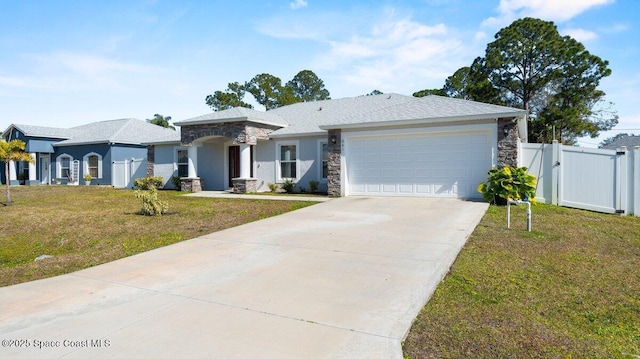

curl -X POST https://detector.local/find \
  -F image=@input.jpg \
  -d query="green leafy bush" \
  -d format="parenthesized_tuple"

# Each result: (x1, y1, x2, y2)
(171, 176, 182, 191)
(133, 176, 164, 190)
(134, 186, 168, 216)
(268, 183, 279, 193)
(477, 166, 537, 205)
(281, 179, 296, 194)
(309, 180, 319, 193)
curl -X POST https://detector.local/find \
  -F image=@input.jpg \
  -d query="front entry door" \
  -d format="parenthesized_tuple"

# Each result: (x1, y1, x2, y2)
(40, 155, 50, 185)
(228, 146, 240, 187)
(228, 145, 254, 187)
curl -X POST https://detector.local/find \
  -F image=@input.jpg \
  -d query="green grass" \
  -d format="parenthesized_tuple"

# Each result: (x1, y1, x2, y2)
(403, 204, 640, 358)
(0, 186, 316, 287)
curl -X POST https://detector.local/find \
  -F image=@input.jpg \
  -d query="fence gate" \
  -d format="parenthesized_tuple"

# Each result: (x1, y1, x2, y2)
(521, 142, 638, 216)
(559, 146, 622, 214)
(111, 158, 145, 188)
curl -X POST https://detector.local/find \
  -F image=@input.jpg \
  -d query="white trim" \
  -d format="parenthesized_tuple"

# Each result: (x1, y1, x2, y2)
(83, 152, 103, 179)
(56, 153, 74, 179)
(275, 140, 300, 182)
(317, 139, 328, 183)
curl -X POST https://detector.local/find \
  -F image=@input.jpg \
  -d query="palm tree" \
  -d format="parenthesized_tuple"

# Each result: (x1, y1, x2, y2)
(0, 139, 34, 206)
(146, 114, 176, 130)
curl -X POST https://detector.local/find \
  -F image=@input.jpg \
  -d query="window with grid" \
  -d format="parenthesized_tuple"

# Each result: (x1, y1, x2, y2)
(87, 155, 98, 178)
(60, 156, 70, 178)
(177, 150, 189, 177)
(279, 145, 297, 179)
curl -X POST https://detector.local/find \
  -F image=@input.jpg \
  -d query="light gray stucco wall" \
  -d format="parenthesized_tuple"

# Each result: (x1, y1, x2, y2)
(198, 142, 225, 190)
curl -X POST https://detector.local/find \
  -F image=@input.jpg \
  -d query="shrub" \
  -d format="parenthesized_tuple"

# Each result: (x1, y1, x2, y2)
(268, 183, 279, 193)
(477, 166, 537, 205)
(281, 179, 296, 194)
(309, 180, 319, 193)
(134, 186, 168, 216)
(133, 176, 164, 190)
(171, 176, 182, 191)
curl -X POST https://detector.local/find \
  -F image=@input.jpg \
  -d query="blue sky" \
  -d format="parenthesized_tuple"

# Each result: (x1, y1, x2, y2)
(1, 0, 638, 147)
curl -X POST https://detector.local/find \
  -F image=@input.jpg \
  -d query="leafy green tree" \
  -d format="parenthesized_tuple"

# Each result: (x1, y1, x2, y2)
(480, 17, 616, 143)
(412, 88, 445, 97)
(245, 73, 286, 111)
(286, 70, 330, 102)
(146, 114, 175, 130)
(205, 82, 253, 111)
(206, 71, 331, 111)
(366, 90, 383, 96)
(0, 139, 34, 206)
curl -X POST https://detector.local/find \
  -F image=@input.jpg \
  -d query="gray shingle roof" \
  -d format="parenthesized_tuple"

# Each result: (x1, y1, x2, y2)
(168, 93, 527, 140)
(601, 135, 640, 149)
(269, 93, 526, 137)
(175, 107, 289, 127)
(5, 124, 75, 139)
(54, 118, 180, 146)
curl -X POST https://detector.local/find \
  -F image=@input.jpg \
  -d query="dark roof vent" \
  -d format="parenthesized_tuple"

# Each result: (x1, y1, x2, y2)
(318, 106, 322, 111)
(387, 95, 392, 99)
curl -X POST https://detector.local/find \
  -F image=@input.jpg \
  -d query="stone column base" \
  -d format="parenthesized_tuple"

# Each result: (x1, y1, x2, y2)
(181, 177, 203, 192)
(232, 178, 257, 194)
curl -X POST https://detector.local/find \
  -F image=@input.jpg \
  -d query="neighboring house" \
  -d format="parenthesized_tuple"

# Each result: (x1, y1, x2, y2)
(147, 94, 527, 199)
(1, 119, 179, 187)
(600, 134, 640, 150)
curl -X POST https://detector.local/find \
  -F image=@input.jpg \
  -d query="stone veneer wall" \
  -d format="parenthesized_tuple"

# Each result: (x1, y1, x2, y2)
(146, 145, 155, 177)
(327, 129, 342, 197)
(181, 122, 278, 146)
(232, 178, 258, 194)
(497, 118, 520, 167)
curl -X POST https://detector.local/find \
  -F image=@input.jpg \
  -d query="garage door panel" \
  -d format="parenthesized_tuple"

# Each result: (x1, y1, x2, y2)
(347, 131, 492, 198)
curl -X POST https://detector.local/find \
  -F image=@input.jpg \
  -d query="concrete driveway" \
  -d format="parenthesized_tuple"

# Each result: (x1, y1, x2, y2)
(0, 197, 487, 359)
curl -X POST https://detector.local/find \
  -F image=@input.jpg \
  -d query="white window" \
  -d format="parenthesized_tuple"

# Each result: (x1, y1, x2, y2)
(56, 154, 73, 179)
(276, 141, 299, 181)
(83, 152, 102, 178)
(318, 140, 328, 182)
(176, 149, 189, 177)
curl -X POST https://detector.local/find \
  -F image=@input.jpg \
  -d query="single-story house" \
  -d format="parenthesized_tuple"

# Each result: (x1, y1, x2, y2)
(1, 119, 179, 187)
(147, 94, 527, 199)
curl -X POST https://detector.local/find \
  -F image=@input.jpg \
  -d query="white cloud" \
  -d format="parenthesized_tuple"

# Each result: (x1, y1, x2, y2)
(482, 0, 615, 28)
(289, 0, 308, 10)
(312, 16, 466, 93)
(562, 28, 598, 42)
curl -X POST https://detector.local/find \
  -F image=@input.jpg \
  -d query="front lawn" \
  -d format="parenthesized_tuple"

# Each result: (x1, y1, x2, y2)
(0, 186, 316, 287)
(403, 204, 640, 358)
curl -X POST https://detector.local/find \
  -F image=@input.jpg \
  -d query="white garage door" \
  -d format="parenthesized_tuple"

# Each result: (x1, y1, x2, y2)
(346, 130, 493, 198)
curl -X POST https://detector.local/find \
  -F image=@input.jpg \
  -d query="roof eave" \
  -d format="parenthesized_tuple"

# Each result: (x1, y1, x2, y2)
(268, 131, 327, 139)
(175, 116, 287, 128)
(319, 112, 526, 130)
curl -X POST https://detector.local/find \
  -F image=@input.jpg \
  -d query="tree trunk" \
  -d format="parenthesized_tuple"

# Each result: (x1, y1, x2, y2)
(4, 161, 11, 206)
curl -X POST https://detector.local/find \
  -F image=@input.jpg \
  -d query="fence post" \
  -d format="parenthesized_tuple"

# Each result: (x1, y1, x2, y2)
(634, 147, 640, 217)
(616, 147, 628, 215)
(551, 140, 561, 206)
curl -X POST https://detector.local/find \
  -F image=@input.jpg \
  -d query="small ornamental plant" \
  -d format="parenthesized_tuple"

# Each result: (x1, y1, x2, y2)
(477, 166, 537, 205)
(134, 186, 168, 216)
(84, 174, 92, 182)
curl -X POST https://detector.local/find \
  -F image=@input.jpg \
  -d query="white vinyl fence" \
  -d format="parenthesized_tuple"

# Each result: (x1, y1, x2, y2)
(520, 141, 640, 216)
(112, 158, 146, 189)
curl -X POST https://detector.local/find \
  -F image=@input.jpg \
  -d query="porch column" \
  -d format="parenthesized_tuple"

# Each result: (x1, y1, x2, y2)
(29, 153, 37, 182)
(8, 160, 17, 181)
(187, 145, 198, 178)
(239, 144, 251, 178)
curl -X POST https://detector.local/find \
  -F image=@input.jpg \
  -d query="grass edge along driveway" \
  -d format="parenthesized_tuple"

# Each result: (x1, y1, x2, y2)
(0, 186, 316, 287)
(403, 204, 640, 359)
